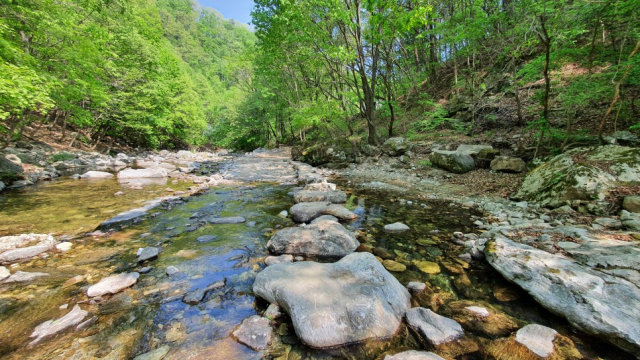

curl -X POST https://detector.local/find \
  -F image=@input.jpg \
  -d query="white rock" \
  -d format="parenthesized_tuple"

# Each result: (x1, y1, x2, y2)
(79, 171, 113, 179)
(405, 307, 464, 345)
(56, 242, 73, 252)
(87, 272, 139, 297)
(465, 306, 490, 318)
(0, 266, 9, 280)
(385, 350, 446, 360)
(384, 222, 410, 232)
(515, 324, 557, 358)
(3, 271, 49, 283)
(29, 305, 88, 345)
(117, 168, 167, 179)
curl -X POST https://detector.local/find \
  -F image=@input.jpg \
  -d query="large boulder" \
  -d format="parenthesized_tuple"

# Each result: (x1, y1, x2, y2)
(490, 156, 526, 173)
(513, 146, 640, 213)
(623, 196, 640, 213)
(117, 168, 168, 179)
(485, 236, 640, 354)
(382, 137, 409, 156)
(0, 154, 24, 184)
(430, 150, 475, 174)
(267, 218, 359, 257)
(289, 202, 357, 223)
(294, 190, 347, 204)
(253, 252, 411, 348)
(291, 141, 358, 168)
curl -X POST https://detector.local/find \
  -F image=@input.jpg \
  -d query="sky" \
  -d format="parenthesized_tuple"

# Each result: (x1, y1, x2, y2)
(197, 0, 255, 26)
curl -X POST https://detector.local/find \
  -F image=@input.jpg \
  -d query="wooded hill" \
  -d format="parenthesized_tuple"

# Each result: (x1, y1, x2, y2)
(1, 0, 639, 153)
(1, 0, 254, 149)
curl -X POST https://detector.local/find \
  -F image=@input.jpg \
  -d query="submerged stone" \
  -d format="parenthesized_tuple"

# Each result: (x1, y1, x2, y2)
(29, 305, 88, 346)
(406, 307, 464, 346)
(132, 345, 171, 360)
(515, 324, 557, 358)
(87, 272, 139, 297)
(207, 216, 246, 224)
(384, 350, 446, 360)
(233, 315, 272, 351)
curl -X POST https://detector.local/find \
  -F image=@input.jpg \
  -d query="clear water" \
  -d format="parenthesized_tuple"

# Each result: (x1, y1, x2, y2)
(0, 179, 633, 359)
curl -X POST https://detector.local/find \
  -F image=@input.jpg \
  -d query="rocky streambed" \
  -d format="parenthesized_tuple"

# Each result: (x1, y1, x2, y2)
(0, 147, 637, 359)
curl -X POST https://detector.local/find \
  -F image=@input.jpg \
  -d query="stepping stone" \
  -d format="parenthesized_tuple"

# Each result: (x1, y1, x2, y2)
(289, 202, 357, 223)
(267, 218, 359, 257)
(294, 190, 347, 204)
(253, 252, 411, 348)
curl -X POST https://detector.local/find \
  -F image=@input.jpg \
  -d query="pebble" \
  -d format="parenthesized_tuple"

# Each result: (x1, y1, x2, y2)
(166, 266, 180, 276)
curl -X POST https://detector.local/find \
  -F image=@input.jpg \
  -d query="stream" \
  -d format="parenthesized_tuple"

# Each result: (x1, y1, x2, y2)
(0, 152, 634, 360)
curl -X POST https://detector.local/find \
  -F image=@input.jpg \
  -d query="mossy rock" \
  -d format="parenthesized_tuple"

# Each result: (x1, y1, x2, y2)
(443, 300, 519, 338)
(513, 145, 640, 214)
(291, 141, 358, 168)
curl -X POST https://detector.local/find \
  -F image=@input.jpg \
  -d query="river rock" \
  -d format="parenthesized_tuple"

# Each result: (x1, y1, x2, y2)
(117, 168, 168, 179)
(513, 146, 640, 213)
(412, 260, 440, 275)
(382, 259, 406, 272)
(183, 288, 206, 305)
(233, 315, 272, 351)
(304, 181, 337, 191)
(253, 252, 411, 348)
(133, 345, 171, 360)
(79, 171, 114, 179)
(207, 216, 246, 224)
(406, 307, 464, 345)
(429, 150, 475, 174)
(291, 140, 358, 168)
(407, 282, 427, 294)
(384, 222, 410, 232)
(267, 218, 359, 257)
(0, 181, 5, 191)
(384, 351, 446, 360)
(1, 155, 24, 179)
(514, 324, 558, 358)
(0, 234, 56, 263)
(29, 305, 88, 346)
(294, 190, 347, 203)
(0, 266, 9, 281)
(623, 196, 640, 213)
(485, 236, 640, 353)
(382, 137, 409, 156)
(265, 254, 294, 266)
(621, 210, 640, 231)
(196, 235, 217, 243)
(87, 272, 140, 297)
(3, 271, 49, 283)
(137, 247, 159, 262)
(289, 202, 357, 223)
(490, 156, 526, 173)
(166, 266, 180, 276)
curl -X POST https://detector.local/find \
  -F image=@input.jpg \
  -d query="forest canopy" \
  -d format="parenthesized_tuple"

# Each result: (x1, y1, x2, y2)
(1, 0, 639, 152)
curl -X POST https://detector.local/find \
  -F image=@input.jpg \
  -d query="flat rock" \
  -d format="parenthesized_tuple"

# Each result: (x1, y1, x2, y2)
(515, 324, 557, 358)
(267, 219, 359, 257)
(412, 260, 441, 275)
(406, 307, 464, 346)
(29, 305, 88, 346)
(0, 234, 56, 263)
(166, 266, 180, 276)
(465, 306, 490, 318)
(253, 252, 411, 348)
(138, 247, 159, 262)
(133, 345, 171, 360)
(207, 216, 246, 224)
(183, 288, 206, 305)
(485, 236, 640, 353)
(117, 168, 167, 179)
(56, 242, 73, 252)
(385, 350, 446, 360)
(384, 222, 410, 232)
(0, 244, 54, 263)
(98, 197, 177, 229)
(304, 182, 337, 191)
(87, 272, 139, 297)
(3, 271, 49, 283)
(196, 235, 217, 243)
(289, 202, 357, 223)
(233, 315, 272, 351)
(294, 190, 347, 204)
(265, 255, 294, 266)
(79, 171, 113, 179)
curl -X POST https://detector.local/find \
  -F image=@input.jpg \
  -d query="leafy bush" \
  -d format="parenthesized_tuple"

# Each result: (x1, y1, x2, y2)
(50, 152, 76, 163)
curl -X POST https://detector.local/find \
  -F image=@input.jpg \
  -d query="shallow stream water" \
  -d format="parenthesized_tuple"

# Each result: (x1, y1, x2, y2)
(0, 176, 633, 359)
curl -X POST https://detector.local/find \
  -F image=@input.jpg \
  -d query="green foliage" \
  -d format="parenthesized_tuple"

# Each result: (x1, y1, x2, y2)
(50, 152, 76, 162)
(417, 159, 433, 168)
